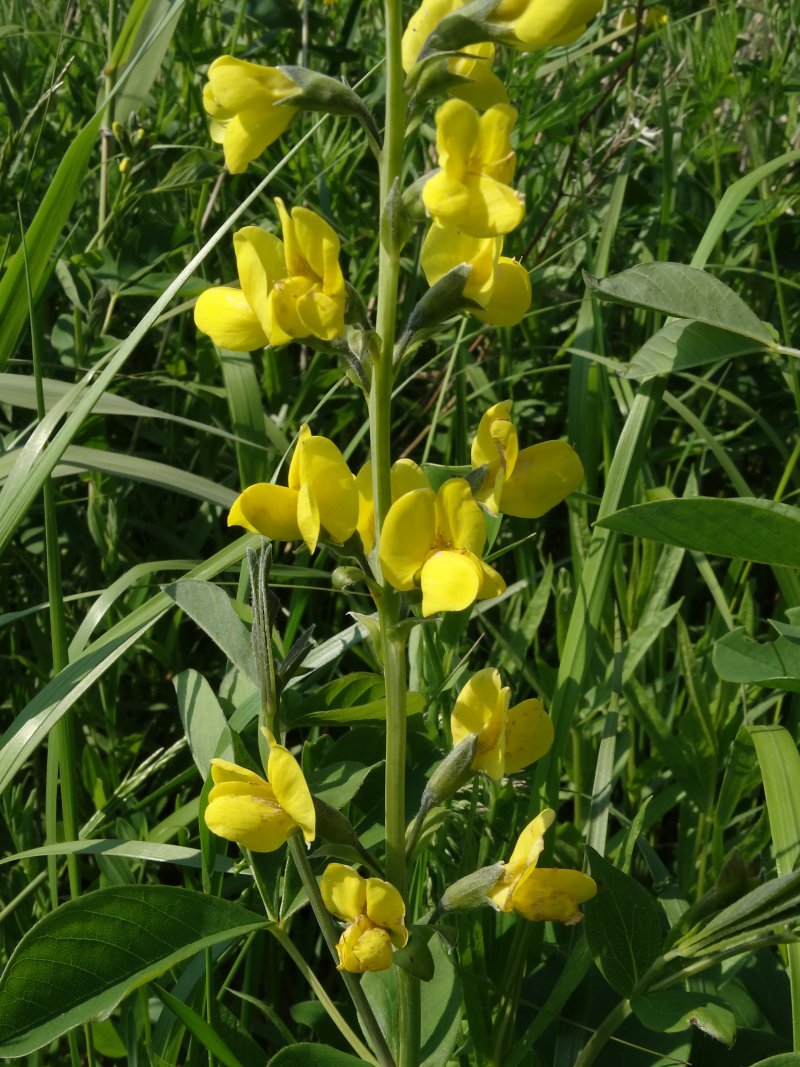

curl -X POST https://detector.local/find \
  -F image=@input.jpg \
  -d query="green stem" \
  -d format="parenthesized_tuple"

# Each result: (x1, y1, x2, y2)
(287, 836, 396, 1067)
(571, 1000, 632, 1067)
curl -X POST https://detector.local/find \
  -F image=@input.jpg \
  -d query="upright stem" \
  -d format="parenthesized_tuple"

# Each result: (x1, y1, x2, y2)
(369, 0, 419, 1058)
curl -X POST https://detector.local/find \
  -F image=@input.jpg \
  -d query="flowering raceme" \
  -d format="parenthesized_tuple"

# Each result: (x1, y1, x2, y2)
(228, 425, 359, 553)
(379, 478, 505, 616)
(204, 738, 316, 852)
(203, 57, 299, 174)
(471, 400, 583, 516)
(321, 864, 409, 973)
(421, 223, 531, 326)
(194, 199, 346, 350)
(450, 667, 553, 780)
(487, 809, 597, 923)
(422, 100, 524, 238)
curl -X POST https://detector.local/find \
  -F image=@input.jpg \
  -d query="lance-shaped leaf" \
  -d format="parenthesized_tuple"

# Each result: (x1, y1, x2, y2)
(622, 319, 762, 381)
(713, 610, 800, 693)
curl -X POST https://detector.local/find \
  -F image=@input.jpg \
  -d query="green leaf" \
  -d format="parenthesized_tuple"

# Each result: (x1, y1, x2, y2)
(0, 887, 266, 1057)
(267, 1046, 365, 1066)
(174, 670, 236, 776)
(631, 990, 735, 1045)
(293, 692, 426, 725)
(748, 1057, 800, 1067)
(306, 760, 379, 809)
(622, 319, 761, 381)
(1, 839, 242, 876)
(583, 847, 663, 997)
(584, 263, 775, 346)
(595, 497, 800, 568)
(162, 580, 257, 686)
(713, 610, 800, 692)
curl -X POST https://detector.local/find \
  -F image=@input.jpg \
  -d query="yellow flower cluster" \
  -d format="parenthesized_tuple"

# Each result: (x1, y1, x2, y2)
(226, 401, 580, 617)
(321, 864, 409, 972)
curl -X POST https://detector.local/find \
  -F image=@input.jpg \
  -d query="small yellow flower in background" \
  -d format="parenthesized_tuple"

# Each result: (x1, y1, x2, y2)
(487, 809, 597, 924)
(356, 459, 430, 555)
(194, 199, 346, 350)
(321, 863, 409, 973)
(421, 224, 531, 326)
(402, 0, 508, 109)
(422, 100, 524, 238)
(203, 56, 299, 174)
(490, 0, 604, 50)
(228, 424, 359, 553)
(471, 400, 583, 516)
(450, 667, 553, 780)
(204, 736, 316, 852)
(379, 478, 505, 617)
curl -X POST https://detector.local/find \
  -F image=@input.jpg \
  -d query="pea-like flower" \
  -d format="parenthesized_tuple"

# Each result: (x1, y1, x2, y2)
(471, 400, 583, 517)
(203, 57, 300, 174)
(228, 424, 359, 553)
(194, 199, 346, 350)
(490, 0, 604, 50)
(422, 100, 524, 238)
(204, 738, 316, 853)
(321, 863, 409, 973)
(487, 809, 597, 924)
(450, 667, 553, 780)
(421, 224, 531, 326)
(402, 0, 508, 110)
(356, 458, 430, 555)
(378, 477, 505, 617)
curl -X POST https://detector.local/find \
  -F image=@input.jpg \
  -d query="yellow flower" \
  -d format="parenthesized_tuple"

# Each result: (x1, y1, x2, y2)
(194, 199, 346, 350)
(356, 459, 430, 555)
(450, 667, 553, 780)
(422, 100, 524, 238)
(420, 224, 531, 326)
(490, 0, 604, 50)
(228, 424, 359, 553)
(402, 0, 508, 109)
(378, 477, 505, 617)
(204, 737, 315, 853)
(203, 56, 300, 174)
(487, 809, 597, 924)
(471, 400, 583, 516)
(321, 863, 409, 973)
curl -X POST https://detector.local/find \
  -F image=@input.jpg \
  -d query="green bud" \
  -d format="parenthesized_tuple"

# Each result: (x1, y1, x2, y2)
(332, 566, 368, 591)
(417, 0, 500, 60)
(441, 863, 505, 912)
(278, 66, 381, 154)
(395, 263, 479, 366)
(381, 178, 412, 260)
(422, 733, 479, 808)
(111, 120, 124, 140)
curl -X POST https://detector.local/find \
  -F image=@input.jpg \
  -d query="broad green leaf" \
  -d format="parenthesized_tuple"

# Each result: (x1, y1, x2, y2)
(268, 1046, 364, 1067)
(174, 670, 236, 775)
(631, 990, 735, 1046)
(749, 1057, 800, 1067)
(583, 847, 663, 997)
(292, 692, 426, 725)
(306, 760, 379, 809)
(713, 610, 800, 693)
(362, 933, 462, 1067)
(584, 263, 775, 346)
(0, 887, 266, 1057)
(163, 580, 257, 686)
(622, 319, 761, 381)
(596, 497, 800, 568)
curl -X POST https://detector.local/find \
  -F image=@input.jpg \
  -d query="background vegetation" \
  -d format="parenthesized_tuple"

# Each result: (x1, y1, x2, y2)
(1, 0, 799, 1063)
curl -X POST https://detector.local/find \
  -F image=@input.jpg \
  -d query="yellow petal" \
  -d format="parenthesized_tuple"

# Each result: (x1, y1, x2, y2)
(227, 483, 301, 541)
(476, 105, 518, 184)
(401, 0, 459, 70)
(321, 863, 367, 923)
(297, 482, 321, 553)
(460, 173, 524, 237)
(267, 742, 316, 844)
(419, 549, 482, 616)
(287, 424, 310, 491)
(392, 458, 430, 498)
(510, 867, 597, 924)
(476, 557, 506, 600)
(204, 792, 296, 852)
(217, 108, 296, 175)
(234, 226, 287, 334)
(365, 878, 409, 947)
(477, 257, 531, 327)
(268, 275, 312, 341)
(379, 488, 437, 591)
(297, 434, 359, 545)
(207, 56, 298, 110)
(435, 98, 479, 175)
(420, 225, 498, 305)
(291, 206, 345, 296)
(295, 288, 345, 341)
(448, 48, 509, 110)
(194, 286, 267, 351)
(356, 462, 376, 554)
(498, 441, 584, 518)
(505, 0, 602, 47)
(436, 478, 486, 555)
(503, 698, 554, 774)
(506, 809, 555, 877)
(470, 400, 518, 505)
(421, 172, 471, 229)
(210, 758, 270, 789)
(275, 197, 302, 277)
(450, 667, 503, 746)
(336, 915, 393, 973)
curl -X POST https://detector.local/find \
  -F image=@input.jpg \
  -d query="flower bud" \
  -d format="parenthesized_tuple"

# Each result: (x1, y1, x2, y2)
(441, 863, 505, 911)
(422, 733, 479, 808)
